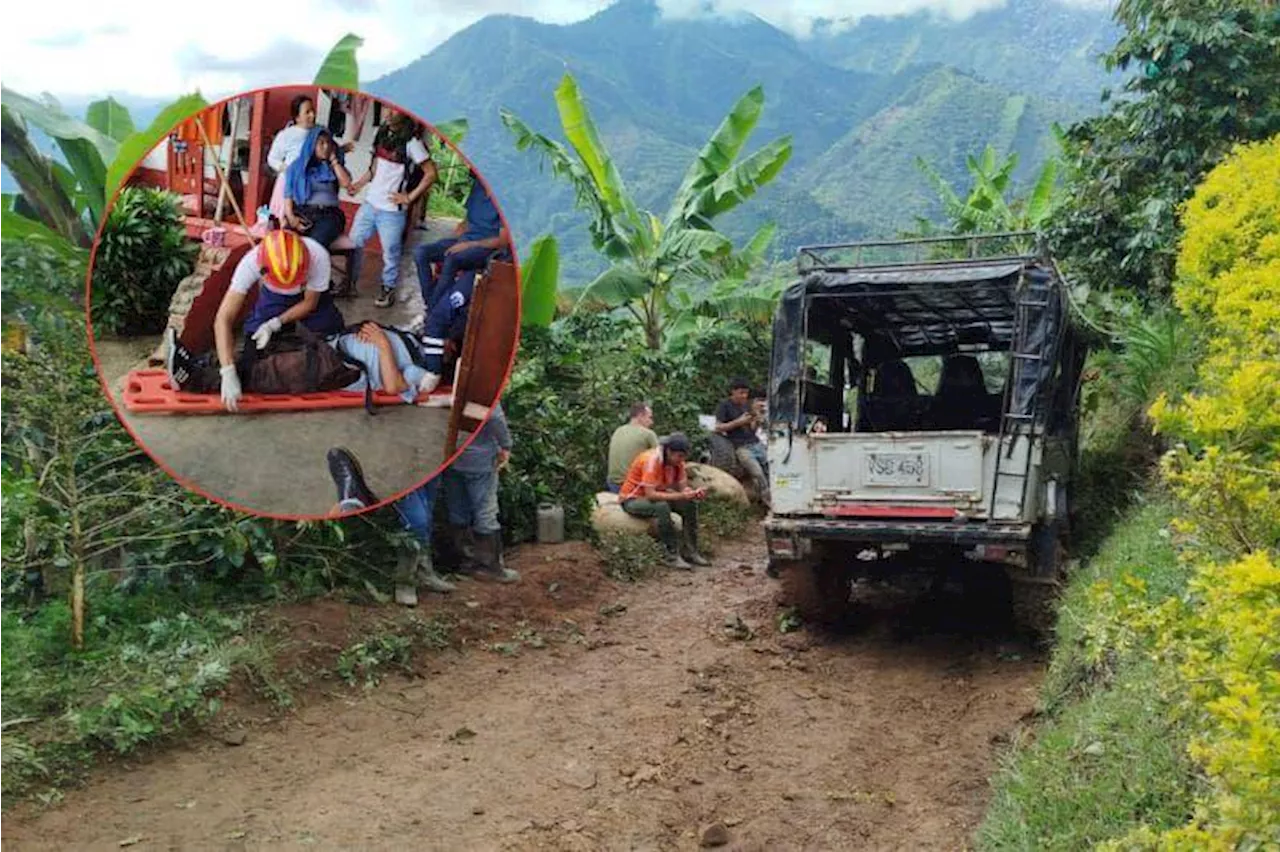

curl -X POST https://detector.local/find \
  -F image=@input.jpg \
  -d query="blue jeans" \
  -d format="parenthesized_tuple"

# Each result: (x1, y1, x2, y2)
(414, 238, 495, 311)
(444, 468, 500, 535)
(394, 478, 440, 545)
(348, 203, 406, 292)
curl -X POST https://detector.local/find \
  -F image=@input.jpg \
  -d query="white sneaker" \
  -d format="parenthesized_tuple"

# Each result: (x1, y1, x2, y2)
(418, 372, 442, 394)
(394, 584, 418, 607)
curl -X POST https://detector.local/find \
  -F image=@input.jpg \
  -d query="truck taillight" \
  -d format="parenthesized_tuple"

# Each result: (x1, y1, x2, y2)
(768, 536, 795, 559)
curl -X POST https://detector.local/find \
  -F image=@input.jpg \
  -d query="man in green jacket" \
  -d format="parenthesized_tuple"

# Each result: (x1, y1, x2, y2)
(606, 402, 658, 493)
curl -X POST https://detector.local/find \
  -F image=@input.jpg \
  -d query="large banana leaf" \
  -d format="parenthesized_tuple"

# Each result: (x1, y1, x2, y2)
(685, 135, 792, 224)
(85, 97, 135, 142)
(56, 137, 107, 224)
(520, 234, 559, 327)
(0, 105, 89, 247)
(2, 88, 119, 166)
(1, 207, 87, 258)
(553, 74, 640, 231)
(575, 265, 650, 311)
(658, 226, 733, 266)
(313, 34, 363, 89)
(667, 85, 765, 224)
(105, 93, 207, 196)
(501, 107, 633, 261)
(1024, 158, 1060, 226)
(915, 155, 967, 222)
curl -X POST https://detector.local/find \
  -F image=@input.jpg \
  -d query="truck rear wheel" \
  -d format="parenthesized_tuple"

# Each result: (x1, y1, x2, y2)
(708, 433, 744, 479)
(1011, 579, 1059, 639)
(1013, 520, 1068, 638)
(778, 554, 854, 628)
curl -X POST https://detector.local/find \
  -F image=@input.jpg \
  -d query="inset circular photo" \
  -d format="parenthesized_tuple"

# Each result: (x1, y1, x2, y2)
(88, 86, 519, 519)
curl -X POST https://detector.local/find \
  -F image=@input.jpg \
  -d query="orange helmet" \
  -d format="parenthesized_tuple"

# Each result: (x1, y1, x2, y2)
(259, 229, 309, 292)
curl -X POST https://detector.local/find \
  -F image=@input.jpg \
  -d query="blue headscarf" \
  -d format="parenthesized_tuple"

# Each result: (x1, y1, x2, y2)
(284, 127, 343, 204)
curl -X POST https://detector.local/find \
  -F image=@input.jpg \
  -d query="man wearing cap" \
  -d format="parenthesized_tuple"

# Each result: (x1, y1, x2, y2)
(164, 228, 344, 412)
(617, 433, 711, 569)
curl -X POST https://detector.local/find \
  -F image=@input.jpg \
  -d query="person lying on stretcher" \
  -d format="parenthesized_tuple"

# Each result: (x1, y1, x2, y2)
(165, 230, 439, 410)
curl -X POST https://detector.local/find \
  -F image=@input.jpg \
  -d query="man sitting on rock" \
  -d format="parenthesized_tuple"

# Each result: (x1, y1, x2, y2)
(606, 401, 658, 494)
(618, 433, 710, 569)
(714, 377, 771, 505)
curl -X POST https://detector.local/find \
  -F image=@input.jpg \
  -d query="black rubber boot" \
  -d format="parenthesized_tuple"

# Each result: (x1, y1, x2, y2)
(326, 447, 379, 509)
(472, 532, 520, 584)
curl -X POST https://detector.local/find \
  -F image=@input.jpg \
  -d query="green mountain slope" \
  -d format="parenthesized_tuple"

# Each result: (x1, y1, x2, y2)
(808, 0, 1121, 105)
(368, 0, 1107, 283)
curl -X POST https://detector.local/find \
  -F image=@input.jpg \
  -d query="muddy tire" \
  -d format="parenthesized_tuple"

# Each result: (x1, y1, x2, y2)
(778, 555, 854, 628)
(1011, 580, 1060, 639)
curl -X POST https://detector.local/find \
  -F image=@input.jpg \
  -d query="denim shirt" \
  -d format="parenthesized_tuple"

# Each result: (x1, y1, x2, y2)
(334, 333, 427, 403)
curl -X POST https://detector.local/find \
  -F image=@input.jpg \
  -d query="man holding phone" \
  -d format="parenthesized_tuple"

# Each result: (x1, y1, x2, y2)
(618, 433, 711, 569)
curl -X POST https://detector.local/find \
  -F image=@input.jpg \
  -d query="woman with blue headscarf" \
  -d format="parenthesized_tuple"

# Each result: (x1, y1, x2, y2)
(283, 127, 352, 248)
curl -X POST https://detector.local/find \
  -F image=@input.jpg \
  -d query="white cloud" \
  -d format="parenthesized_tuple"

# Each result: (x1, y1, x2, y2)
(0, 0, 1108, 98)
(656, 0, 1112, 38)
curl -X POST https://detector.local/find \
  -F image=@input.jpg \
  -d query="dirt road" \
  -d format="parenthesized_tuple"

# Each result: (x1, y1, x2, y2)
(6, 530, 1043, 850)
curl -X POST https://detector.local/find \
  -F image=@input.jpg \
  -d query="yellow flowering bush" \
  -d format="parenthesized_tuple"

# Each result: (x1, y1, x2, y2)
(1126, 135, 1280, 848)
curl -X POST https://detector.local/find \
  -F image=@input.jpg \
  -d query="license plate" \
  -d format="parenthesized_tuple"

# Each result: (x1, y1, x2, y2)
(866, 452, 929, 486)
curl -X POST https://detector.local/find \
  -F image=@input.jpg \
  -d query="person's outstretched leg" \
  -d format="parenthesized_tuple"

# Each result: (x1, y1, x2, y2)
(414, 238, 456, 310)
(326, 447, 378, 514)
(394, 479, 453, 597)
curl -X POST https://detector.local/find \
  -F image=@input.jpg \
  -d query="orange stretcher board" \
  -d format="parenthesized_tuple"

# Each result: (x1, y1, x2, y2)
(121, 369, 451, 414)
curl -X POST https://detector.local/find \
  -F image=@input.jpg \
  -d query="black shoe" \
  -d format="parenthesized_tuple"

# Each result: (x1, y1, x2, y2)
(326, 447, 378, 509)
(165, 327, 195, 389)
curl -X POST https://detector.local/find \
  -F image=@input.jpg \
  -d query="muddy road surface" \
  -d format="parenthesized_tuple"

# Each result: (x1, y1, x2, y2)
(6, 530, 1043, 850)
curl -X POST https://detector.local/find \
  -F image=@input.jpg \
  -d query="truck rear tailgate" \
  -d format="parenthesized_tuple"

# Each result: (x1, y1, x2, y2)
(809, 431, 986, 511)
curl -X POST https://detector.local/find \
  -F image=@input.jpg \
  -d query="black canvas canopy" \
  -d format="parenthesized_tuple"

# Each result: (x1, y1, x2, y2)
(770, 236, 1069, 430)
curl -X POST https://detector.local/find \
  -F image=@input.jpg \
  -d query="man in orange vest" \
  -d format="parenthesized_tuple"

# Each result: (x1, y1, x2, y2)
(618, 433, 710, 569)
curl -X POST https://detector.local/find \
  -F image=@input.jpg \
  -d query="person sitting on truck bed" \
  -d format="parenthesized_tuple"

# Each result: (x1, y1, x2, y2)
(931, 354, 1001, 431)
(618, 433, 711, 570)
(714, 378, 771, 505)
(858, 359, 921, 432)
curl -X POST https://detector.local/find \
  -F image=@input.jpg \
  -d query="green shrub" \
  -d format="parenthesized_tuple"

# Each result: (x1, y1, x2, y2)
(596, 531, 665, 583)
(89, 187, 197, 336)
(699, 496, 753, 551)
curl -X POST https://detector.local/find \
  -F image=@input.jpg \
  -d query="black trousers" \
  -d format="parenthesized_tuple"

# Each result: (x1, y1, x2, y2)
(297, 205, 346, 249)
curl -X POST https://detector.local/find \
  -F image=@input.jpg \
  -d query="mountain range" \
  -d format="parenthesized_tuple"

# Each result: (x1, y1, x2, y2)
(370, 0, 1119, 283)
(4, 0, 1120, 287)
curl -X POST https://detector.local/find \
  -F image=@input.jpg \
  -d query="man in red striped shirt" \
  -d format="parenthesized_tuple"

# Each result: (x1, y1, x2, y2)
(619, 433, 710, 569)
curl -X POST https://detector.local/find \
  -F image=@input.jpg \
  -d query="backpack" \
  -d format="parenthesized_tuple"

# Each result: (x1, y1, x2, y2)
(238, 327, 376, 414)
(373, 122, 427, 201)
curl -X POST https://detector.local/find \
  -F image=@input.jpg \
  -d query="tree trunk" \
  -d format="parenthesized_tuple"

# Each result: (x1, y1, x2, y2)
(0, 105, 90, 248)
(71, 559, 85, 650)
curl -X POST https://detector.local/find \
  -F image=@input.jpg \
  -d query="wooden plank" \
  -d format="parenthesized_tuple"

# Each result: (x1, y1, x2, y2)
(445, 259, 519, 457)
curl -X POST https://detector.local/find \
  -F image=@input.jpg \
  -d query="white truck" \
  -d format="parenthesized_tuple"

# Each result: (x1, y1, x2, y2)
(763, 232, 1088, 633)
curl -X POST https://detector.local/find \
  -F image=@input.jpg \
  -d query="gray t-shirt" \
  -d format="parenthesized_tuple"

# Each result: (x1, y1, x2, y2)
(451, 402, 512, 474)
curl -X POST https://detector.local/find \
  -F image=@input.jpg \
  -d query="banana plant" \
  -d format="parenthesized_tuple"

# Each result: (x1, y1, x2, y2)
(913, 142, 1062, 238)
(502, 73, 791, 350)
(2, 89, 206, 249)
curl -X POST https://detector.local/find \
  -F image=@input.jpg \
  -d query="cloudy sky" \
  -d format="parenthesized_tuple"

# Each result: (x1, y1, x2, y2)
(2, 0, 1108, 99)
